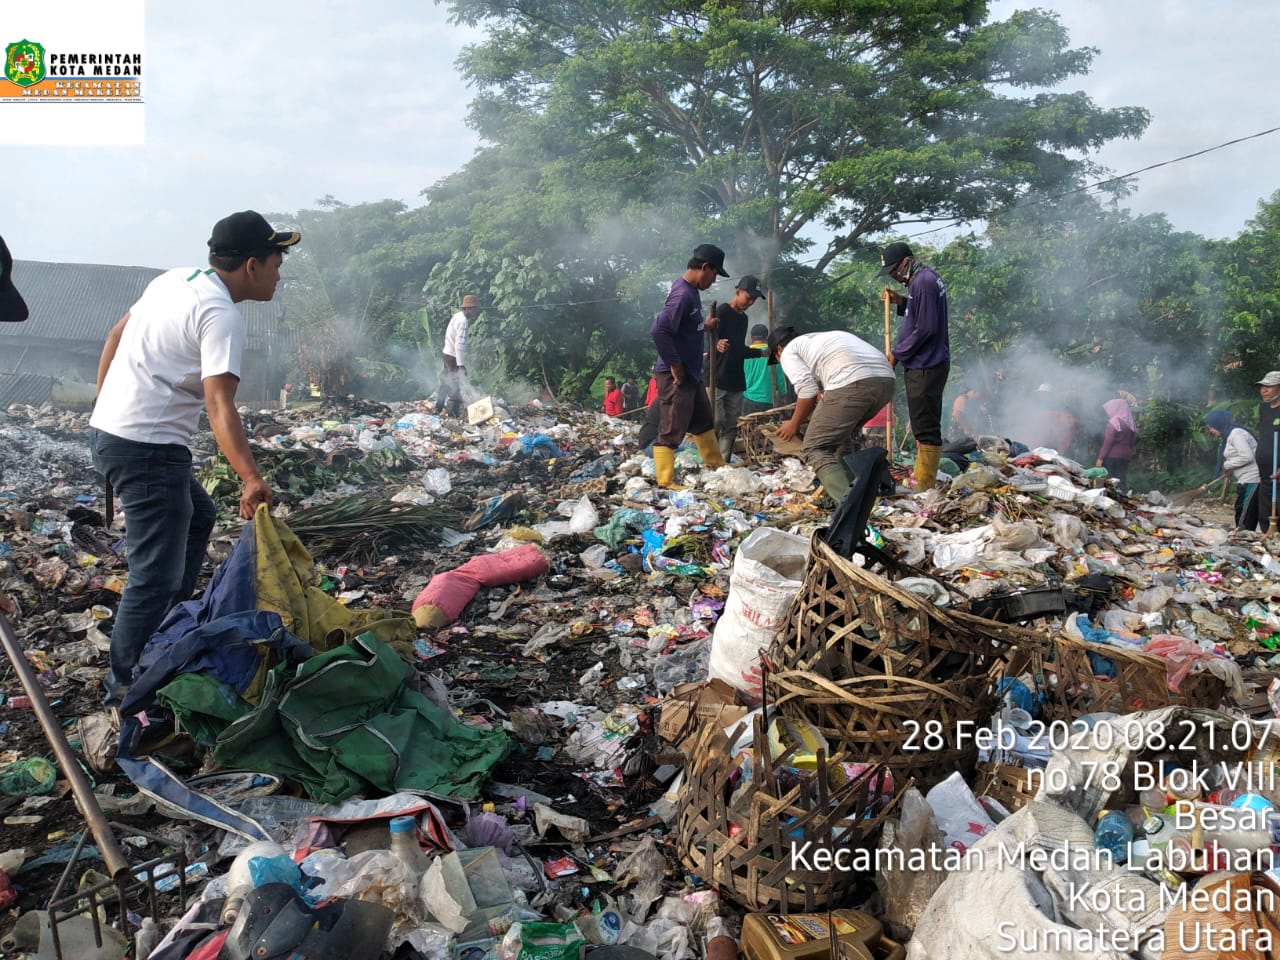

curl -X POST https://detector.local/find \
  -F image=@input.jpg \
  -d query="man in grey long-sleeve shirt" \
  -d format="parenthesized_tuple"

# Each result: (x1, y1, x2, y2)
(879, 240, 949, 489)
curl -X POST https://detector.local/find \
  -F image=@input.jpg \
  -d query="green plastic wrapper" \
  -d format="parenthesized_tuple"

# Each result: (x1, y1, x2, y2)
(0, 757, 57, 797)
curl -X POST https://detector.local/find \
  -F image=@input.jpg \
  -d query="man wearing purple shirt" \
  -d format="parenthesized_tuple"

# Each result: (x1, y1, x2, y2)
(649, 243, 730, 488)
(879, 240, 950, 489)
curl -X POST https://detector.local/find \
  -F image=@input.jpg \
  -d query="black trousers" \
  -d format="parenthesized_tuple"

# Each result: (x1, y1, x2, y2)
(655, 370, 713, 447)
(903, 362, 949, 447)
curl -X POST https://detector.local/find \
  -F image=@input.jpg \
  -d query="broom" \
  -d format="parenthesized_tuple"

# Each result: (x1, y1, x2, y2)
(1170, 474, 1227, 508)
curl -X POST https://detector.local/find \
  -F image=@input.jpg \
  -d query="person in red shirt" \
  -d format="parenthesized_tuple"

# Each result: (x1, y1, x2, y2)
(603, 377, 624, 417)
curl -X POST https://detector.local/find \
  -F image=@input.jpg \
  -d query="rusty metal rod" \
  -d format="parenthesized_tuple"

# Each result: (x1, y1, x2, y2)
(0, 610, 132, 883)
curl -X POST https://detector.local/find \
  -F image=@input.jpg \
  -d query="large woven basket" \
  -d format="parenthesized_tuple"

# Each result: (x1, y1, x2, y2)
(675, 713, 899, 911)
(766, 670, 998, 789)
(738, 405, 797, 463)
(1046, 635, 1227, 720)
(769, 537, 1046, 684)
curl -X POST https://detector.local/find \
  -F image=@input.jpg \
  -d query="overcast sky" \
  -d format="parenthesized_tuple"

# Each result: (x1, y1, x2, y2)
(5, 1, 1278, 268)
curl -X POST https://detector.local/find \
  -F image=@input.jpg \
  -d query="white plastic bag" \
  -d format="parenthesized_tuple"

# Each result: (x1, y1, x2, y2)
(422, 468, 452, 495)
(924, 771, 994, 853)
(568, 497, 600, 534)
(708, 527, 809, 702)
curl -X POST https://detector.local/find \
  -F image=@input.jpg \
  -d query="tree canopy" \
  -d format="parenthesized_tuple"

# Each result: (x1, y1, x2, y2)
(443, 0, 1150, 282)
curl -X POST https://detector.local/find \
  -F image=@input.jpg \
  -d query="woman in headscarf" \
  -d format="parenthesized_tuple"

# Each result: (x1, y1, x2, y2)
(1095, 396, 1138, 486)
(1203, 409, 1261, 531)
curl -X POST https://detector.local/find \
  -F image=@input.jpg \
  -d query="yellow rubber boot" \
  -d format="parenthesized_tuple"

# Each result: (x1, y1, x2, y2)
(914, 443, 942, 489)
(653, 446, 684, 489)
(693, 431, 727, 468)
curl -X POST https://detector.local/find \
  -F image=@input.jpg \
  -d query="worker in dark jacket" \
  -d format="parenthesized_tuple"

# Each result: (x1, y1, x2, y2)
(880, 241, 949, 489)
(1257, 371, 1280, 532)
(649, 243, 730, 487)
(711, 275, 767, 460)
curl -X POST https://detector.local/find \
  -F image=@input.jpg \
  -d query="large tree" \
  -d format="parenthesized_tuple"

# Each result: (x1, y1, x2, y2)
(1217, 190, 1280, 397)
(442, 0, 1150, 291)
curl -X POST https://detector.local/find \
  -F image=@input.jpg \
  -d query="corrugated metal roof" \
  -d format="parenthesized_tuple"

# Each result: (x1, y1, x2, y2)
(0, 260, 292, 352)
(0, 371, 54, 408)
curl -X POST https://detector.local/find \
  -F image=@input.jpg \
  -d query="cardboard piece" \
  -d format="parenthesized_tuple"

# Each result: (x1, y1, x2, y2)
(467, 396, 495, 424)
(764, 426, 805, 455)
(658, 678, 748, 747)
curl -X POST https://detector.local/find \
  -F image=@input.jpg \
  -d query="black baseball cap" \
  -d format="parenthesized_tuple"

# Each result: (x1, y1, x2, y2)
(691, 243, 730, 278)
(208, 210, 302, 257)
(766, 325, 798, 365)
(0, 236, 29, 324)
(736, 275, 766, 299)
(876, 241, 913, 277)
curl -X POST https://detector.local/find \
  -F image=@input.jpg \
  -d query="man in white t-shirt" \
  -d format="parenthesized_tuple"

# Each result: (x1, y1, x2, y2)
(435, 293, 480, 418)
(88, 210, 300, 705)
(768, 326, 896, 503)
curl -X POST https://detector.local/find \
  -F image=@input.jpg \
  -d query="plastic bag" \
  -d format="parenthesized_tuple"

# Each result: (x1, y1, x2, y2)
(423, 468, 452, 495)
(875, 787, 946, 941)
(652, 636, 711, 695)
(1144, 634, 1219, 692)
(497, 922, 585, 960)
(708, 527, 809, 702)
(959, 464, 1001, 490)
(1048, 512, 1087, 549)
(0, 757, 57, 797)
(568, 497, 600, 534)
(924, 772, 994, 853)
(701, 467, 764, 496)
(1132, 584, 1174, 613)
(986, 514, 1044, 553)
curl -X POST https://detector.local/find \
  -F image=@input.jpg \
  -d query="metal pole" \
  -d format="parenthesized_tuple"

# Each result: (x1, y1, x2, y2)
(0, 611, 132, 884)
(1271, 432, 1279, 535)
(707, 301, 718, 431)
(883, 291, 895, 448)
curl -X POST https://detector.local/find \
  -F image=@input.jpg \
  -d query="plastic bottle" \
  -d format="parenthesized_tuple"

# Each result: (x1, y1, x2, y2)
(1141, 809, 1177, 852)
(389, 815, 430, 877)
(1094, 810, 1134, 864)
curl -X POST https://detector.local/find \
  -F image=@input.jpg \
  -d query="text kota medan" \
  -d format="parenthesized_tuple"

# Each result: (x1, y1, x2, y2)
(44, 54, 141, 76)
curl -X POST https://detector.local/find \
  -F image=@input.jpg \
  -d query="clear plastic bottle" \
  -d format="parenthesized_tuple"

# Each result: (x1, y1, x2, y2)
(1094, 809, 1134, 864)
(389, 815, 430, 877)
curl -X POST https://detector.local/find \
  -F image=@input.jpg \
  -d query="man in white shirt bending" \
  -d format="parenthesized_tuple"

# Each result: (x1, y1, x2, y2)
(89, 210, 300, 705)
(768, 326, 896, 503)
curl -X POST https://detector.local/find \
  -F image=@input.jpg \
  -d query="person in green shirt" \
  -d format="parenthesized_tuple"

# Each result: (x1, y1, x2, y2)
(742, 324, 789, 414)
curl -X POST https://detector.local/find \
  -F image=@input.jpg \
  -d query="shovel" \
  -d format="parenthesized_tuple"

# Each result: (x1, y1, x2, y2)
(1171, 474, 1226, 508)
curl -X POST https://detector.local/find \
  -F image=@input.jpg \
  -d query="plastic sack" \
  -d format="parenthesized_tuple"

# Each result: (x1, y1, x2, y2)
(413, 544, 550, 629)
(422, 468, 452, 495)
(568, 497, 600, 534)
(876, 787, 946, 941)
(708, 527, 809, 702)
(497, 922, 585, 960)
(930, 525, 991, 570)
(924, 771, 994, 854)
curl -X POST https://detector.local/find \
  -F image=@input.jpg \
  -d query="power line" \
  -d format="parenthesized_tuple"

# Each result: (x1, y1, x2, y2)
(893, 124, 1280, 244)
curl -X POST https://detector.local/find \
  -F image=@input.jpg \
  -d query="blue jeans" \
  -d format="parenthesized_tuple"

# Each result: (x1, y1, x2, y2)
(89, 428, 217, 703)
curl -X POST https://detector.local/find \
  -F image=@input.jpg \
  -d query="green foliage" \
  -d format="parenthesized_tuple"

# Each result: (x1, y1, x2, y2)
(1216, 190, 1280, 396)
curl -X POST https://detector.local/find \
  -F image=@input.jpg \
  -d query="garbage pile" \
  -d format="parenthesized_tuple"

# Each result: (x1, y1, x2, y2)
(5, 395, 1280, 959)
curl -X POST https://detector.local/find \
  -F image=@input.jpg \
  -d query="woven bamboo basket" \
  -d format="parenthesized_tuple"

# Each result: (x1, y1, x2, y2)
(973, 760, 1041, 813)
(675, 713, 900, 911)
(739, 405, 797, 463)
(1045, 636, 1227, 720)
(766, 670, 998, 790)
(769, 537, 1046, 684)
